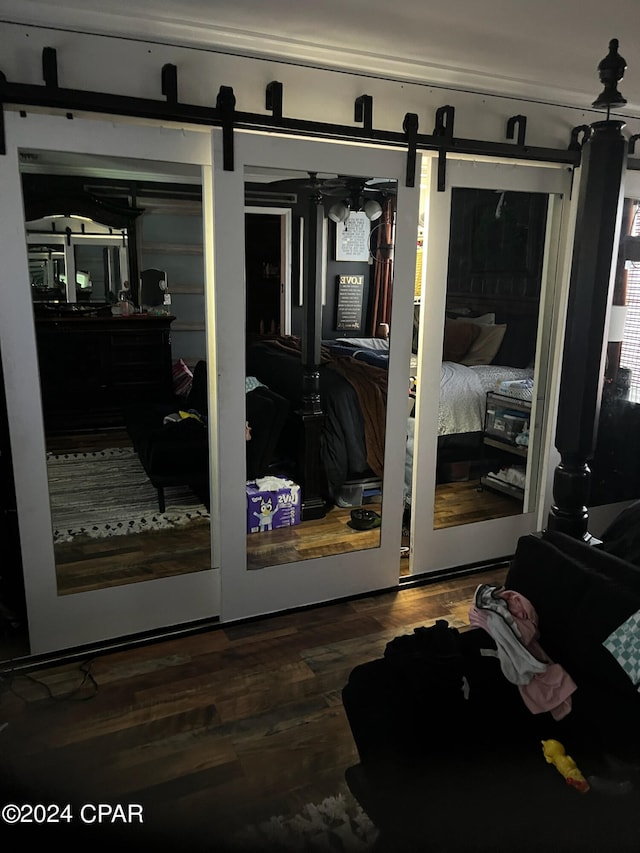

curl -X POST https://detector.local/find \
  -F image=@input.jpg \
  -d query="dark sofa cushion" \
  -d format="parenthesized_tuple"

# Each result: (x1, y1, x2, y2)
(545, 529, 640, 593)
(506, 532, 640, 699)
(601, 499, 640, 568)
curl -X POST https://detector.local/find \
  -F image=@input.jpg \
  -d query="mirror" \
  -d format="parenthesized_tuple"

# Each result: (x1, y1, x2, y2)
(20, 150, 214, 595)
(407, 184, 551, 542)
(590, 196, 640, 506)
(243, 167, 398, 569)
(27, 215, 130, 309)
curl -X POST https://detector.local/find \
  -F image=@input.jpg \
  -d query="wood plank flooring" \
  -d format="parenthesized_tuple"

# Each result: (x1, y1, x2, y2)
(0, 564, 508, 852)
(45, 429, 520, 589)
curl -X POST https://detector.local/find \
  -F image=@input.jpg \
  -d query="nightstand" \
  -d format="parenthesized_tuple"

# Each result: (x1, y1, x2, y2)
(480, 390, 531, 500)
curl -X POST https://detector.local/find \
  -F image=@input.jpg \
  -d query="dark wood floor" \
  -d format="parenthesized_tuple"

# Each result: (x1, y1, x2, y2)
(45, 429, 520, 590)
(0, 564, 508, 852)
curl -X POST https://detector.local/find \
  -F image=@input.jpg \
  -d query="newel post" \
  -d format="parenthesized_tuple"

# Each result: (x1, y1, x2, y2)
(547, 118, 627, 539)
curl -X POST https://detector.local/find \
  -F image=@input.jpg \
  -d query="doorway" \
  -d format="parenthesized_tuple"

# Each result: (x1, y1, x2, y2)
(245, 207, 292, 339)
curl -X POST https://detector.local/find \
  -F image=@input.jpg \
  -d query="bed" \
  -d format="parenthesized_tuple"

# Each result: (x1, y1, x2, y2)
(245, 301, 538, 506)
(245, 336, 386, 502)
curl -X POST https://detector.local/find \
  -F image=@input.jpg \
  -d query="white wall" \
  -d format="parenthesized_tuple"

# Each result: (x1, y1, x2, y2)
(1, 22, 639, 152)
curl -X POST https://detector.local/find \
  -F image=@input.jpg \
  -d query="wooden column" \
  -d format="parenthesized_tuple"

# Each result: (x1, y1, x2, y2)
(300, 192, 327, 520)
(547, 119, 627, 539)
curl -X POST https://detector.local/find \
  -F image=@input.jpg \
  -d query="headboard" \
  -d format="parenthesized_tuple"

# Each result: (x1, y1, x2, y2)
(445, 293, 539, 368)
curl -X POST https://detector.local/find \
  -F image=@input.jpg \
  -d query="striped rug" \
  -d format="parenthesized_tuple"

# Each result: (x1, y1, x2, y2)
(47, 447, 209, 544)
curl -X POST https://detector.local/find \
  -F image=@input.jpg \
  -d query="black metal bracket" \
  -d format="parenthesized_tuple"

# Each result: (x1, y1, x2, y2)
(402, 112, 418, 188)
(433, 106, 455, 191)
(629, 134, 640, 155)
(433, 105, 455, 138)
(266, 81, 283, 119)
(216, 85, 236, 171)
(0, 47, 582, 177)
(568, 125, 592, 151)
(42, 47, 58, 88)
(354, 95, 373, 131)
(506, 114, 527, 146)
(161, 64, 178, 105)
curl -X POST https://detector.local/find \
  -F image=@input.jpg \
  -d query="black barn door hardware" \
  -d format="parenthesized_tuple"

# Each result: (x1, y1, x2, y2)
(42, 47, 59, 89)
(162, 64, 178, 105)
(433, 105, 455, 191)
(403, 113, 419, 187)
(629, 134, 640, 155)
(0, 47, 583, 176)
(355, 95, 373, 131)
(506, 114, 527, 146)
(569, 125, 592, 151)
(266, 81, 283, 119)
(216, 85, 236, 171)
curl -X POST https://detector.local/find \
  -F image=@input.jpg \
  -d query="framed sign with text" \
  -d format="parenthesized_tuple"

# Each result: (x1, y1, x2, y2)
(335, 211, 370, 262)
(335, 274, 364, 330)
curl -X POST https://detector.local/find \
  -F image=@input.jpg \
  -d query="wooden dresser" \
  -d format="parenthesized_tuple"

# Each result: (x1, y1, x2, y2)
(35, 314, 175, 433)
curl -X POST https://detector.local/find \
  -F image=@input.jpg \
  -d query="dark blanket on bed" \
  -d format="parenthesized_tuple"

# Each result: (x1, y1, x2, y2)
(246, 337, 387, 497)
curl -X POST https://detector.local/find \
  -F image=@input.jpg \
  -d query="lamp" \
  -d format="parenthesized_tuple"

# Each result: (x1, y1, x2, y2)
(608, 304, 628, 342)
(328, 201, 350, 223)
(363, 199, 383, 221)
(592, 38, 627, 112)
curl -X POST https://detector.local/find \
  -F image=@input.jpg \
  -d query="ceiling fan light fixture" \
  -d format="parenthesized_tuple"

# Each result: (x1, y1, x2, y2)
(363, 199, 383, 221)
(329, 201, 350, 223)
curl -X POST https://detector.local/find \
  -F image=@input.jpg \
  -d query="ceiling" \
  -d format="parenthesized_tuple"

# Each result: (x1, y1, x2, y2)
(2, 0, 640, 117)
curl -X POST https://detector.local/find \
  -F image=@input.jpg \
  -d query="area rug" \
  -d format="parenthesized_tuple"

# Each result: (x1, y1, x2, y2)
(47, 447, 209, 544)
(232, 794, 379, 852)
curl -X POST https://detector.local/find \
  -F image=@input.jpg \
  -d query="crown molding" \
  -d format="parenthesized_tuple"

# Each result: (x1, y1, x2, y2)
(2, 3, 639, 118)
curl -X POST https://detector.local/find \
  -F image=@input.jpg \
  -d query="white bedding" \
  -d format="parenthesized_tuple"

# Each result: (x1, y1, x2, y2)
(404, 362, 534, 507)
(439, 362, 534, 436)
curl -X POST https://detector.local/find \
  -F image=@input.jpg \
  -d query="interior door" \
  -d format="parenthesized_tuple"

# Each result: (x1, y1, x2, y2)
(409, 154, 573, 574)
(0, 111, 221, 656)
(213, 131, 420, 621)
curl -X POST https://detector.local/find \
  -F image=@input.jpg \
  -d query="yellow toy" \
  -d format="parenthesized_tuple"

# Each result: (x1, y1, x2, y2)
(541, 739, 590, 793)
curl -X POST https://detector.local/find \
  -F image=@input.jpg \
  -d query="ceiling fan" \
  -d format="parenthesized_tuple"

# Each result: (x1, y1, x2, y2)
(263, 171, 396, 223)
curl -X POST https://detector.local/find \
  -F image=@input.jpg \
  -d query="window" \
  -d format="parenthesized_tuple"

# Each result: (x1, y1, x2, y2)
(620, 201, 640, 403)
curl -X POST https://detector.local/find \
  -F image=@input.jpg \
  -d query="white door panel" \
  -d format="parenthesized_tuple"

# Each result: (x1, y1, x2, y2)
(0, 112, 220, 655)
(410, 155, 573, 574)
(213, 131, 420, 621)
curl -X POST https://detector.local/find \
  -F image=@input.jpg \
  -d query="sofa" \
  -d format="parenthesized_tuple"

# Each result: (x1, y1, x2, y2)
(342, 522, 640, 852)
(125, 361, 290, 511)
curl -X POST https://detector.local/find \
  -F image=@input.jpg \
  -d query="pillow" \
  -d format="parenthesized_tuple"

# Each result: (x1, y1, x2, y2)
(458, 312, 495, 326)
(172, 358, 193, 397)
(460, 323, 507, 366)
(442, 319, 481, 362)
